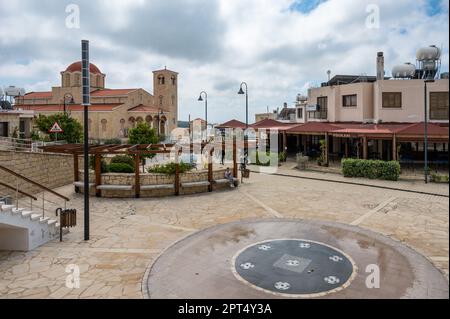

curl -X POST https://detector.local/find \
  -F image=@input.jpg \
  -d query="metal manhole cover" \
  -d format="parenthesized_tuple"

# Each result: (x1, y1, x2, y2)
(232, 239, 357, 297)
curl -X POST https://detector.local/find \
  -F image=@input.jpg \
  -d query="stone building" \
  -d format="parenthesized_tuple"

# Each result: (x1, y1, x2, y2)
(16, 62, 179, 140)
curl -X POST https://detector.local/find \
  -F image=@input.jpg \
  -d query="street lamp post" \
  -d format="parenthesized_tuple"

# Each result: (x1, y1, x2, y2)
(198, 91, 208, 142)
(63, 93, 75, 116)
(424, 79, 435, 184)
(238, 82, 249, 166)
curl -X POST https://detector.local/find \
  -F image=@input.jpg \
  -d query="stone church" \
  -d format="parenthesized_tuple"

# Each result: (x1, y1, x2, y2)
(16, 61, 178, 140)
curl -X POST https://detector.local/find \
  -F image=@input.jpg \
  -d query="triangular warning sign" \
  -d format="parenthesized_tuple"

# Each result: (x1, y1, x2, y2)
(49, 122, 64, 133)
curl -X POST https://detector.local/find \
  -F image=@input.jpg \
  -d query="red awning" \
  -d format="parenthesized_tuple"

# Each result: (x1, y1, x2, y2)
(216, 119, 247, 129)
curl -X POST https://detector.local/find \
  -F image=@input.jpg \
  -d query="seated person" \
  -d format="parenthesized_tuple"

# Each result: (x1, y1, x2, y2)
(224, 167, 237, 187)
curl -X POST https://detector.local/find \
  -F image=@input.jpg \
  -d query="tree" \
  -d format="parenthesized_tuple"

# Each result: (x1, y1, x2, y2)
(35, 113, 83, 143)
(128, 122, 159, 172)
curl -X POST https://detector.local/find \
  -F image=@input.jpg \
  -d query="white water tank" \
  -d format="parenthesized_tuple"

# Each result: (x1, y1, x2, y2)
(416, 45, 441, 61)
(296, 94, 307, 102)
(392, 63, 416, 78)
(4, 86, 26, 97)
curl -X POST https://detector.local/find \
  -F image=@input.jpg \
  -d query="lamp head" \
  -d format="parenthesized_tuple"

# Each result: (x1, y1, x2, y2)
(198, 94, 203, 102)
(238, 87, 245, 95)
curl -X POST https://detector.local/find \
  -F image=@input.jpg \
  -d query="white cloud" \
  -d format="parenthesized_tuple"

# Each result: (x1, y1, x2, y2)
(0, 0, 448, 123)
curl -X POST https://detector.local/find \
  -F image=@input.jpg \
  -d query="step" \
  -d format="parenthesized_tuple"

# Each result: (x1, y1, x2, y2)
(73, 181, 95, 188)
(21, 211, 33, 218)
(214, 178, 238, 184)
(30, 213, 42, 221)
(1, 204, 15, 212)
(11, 208, 25, 215)
(47, 219, 57, 226)
(39, 217, 50, 224)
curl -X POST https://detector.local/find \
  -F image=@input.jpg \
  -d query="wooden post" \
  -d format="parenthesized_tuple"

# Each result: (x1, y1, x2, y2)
(95, 154, 101, 197)
(282, 132, 287, 156)
(175, 151, 180, 196)
(73, 154, 79, 193)
(363, 136, 368, 159)
(233, 136, 238, 178)
(392, 134, 397, 161)
(324, 133, 329, 166)
(208, 149, 213, 192)
(135, 153, 140, 198)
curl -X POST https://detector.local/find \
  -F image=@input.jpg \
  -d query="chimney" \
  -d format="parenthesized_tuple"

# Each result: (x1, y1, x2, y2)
(377, 52, 384, 81)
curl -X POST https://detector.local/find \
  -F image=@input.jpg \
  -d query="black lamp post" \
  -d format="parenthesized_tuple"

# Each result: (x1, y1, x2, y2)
(238, 82, 248, 165)
(198, 91, 208, 142)
(424, 79, 435, 184)
(63, 93, 75, 115)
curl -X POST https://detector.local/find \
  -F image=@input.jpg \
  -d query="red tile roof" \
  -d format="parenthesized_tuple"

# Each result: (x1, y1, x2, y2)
(127, 104, 159, 112)
(91, 89, 138, 97)
(19, 104, 122, 112)
(65, 61, 102, 74)
(286, 122, 341, 133)
(251, 119, 297, 131)
(22, 92, 53, 99)
(394, 122, 449, 136)
(216, 119, 247, 129)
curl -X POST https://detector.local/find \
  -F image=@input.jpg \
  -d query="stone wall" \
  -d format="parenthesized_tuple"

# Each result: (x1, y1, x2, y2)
(78, 168, 232, 198)
(0, 151, 75, 199)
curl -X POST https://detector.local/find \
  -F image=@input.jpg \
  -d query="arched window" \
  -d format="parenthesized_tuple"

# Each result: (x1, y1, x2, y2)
(129, 116, 136, 128)
(158, 75, 165, 85)
(75, 74, 81, 86)
(101, 119, 107, 132)
(145, 115, 152, 123)
(64, 73, 70, 87)
(171, 76, 176, 85)
(136, 116, 143, 123)
(159, 95, 163, 106)
(171, 95, 175, 106)
(120, 118, 125, 129)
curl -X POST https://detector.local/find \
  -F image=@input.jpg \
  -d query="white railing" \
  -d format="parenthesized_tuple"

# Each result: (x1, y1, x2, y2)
(0, 137, 67, 153)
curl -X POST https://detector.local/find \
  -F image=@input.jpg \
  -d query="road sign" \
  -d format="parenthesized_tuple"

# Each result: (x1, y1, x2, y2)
(49, 122, 64, 133)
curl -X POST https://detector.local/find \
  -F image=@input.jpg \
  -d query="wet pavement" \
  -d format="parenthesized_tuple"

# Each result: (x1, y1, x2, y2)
(145, 219, 449, 299)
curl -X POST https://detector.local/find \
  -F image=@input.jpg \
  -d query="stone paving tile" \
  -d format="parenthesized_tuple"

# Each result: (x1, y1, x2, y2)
(0, 170, 448, 298)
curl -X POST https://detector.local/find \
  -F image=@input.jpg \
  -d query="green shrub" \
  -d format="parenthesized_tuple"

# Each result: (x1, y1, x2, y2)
(147, 162, 193, 175)
(342, 159, 400, 181)
(108, 163, 135, 173)
(430, 173, 449, 183)
(251, 151, 279, 166)
(89, 155, 109, 173)
(110, 155, 135, 168)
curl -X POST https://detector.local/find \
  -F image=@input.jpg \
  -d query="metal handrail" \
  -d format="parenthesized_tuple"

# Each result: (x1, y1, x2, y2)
(0, 182, 38, 200)
(0, 164, 70, 201)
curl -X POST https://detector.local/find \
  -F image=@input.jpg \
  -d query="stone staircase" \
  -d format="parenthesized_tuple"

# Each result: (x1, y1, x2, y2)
(0, 201, 60, 251)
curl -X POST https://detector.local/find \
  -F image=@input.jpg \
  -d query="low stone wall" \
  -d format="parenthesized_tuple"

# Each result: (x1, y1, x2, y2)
(78, 168, 233, 198)
(0, 150, 75, 199)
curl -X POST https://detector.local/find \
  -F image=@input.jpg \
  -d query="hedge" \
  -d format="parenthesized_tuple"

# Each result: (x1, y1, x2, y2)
(147, 162, 193, 175)
(108, 163, 135, 173)
(342, 159, 400, 181)
(110, 155, 135, 168)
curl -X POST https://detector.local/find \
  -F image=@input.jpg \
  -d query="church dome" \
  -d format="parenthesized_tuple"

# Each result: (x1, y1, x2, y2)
(65, 61, 102, 74)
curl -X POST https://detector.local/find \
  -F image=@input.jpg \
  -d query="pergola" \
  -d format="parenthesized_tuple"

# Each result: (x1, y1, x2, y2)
(41, 141, 241, 198)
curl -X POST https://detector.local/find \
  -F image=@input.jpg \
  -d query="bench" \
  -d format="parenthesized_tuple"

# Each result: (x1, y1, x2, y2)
(96, 185, 133, 191)
(181, 181, 210, 188)
(140, 184, 175, 191)
(214, 178, 238, 185)
(73, 181, 95, 188)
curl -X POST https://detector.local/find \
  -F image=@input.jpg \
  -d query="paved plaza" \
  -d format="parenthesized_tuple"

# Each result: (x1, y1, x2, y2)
(0, 167, 448, 299)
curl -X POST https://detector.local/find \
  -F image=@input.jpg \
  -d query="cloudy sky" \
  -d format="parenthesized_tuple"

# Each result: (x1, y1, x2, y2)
(0, 0, 448, 123)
